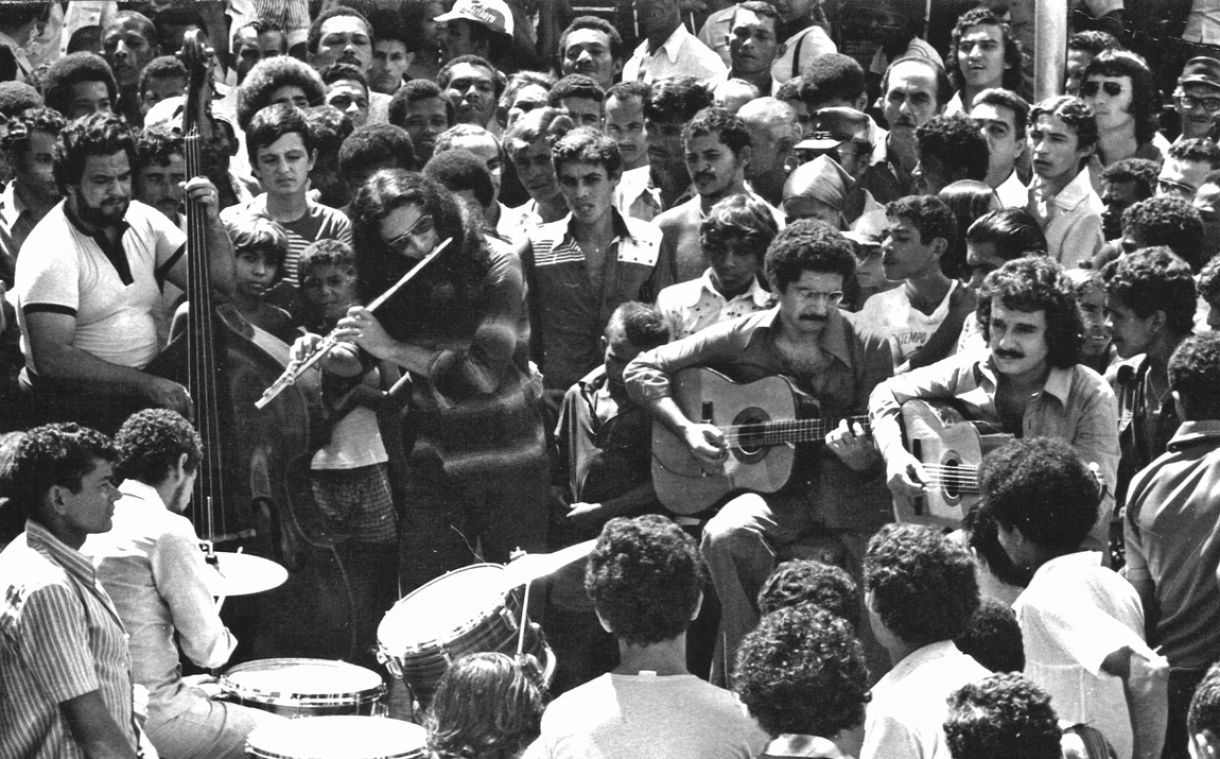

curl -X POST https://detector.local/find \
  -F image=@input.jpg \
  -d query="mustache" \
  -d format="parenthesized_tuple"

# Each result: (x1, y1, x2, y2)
(799, 313, 828, 322)
(694, 172, 717, 183)
(994, 349, 1024, 360)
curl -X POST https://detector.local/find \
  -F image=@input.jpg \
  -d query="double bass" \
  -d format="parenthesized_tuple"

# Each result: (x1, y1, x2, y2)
(148, 31, 359, 662)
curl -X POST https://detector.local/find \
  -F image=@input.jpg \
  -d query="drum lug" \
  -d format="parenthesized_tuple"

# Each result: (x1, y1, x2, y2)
(499, 607, 516, 628)
(376, 648, 402, 679)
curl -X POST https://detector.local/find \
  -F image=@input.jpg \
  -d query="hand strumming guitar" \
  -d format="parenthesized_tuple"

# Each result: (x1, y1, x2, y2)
(885, 448, 930, 499)
(682, 421, 729, 472)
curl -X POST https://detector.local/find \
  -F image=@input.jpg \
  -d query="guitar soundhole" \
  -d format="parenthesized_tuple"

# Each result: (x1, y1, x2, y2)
(732, 408, 770, 463)
(941, 457, 961, 499)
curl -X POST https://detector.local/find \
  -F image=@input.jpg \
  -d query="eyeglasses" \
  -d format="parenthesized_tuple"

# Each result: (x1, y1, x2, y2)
(384, 214, 435, 256)
(1157, 178, 1196, 198)
(798, 290, 845, 305)
(1175, 93, 1220, 113)
(1081, 80, 1125, 98)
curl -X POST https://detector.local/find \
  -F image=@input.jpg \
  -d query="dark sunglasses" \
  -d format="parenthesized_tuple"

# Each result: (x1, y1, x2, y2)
(1081, 80, 1124, 98)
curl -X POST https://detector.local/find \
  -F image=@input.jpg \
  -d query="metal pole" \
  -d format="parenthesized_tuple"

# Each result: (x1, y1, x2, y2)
(1034, 0, 1069, 102)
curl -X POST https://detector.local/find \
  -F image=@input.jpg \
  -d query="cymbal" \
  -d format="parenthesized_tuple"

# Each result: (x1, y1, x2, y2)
(501, 539, 597, 590)
(206, 552, 288, 597)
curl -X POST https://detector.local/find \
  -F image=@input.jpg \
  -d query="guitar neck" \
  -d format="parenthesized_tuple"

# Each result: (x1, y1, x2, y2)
(725, 415, 871, 446)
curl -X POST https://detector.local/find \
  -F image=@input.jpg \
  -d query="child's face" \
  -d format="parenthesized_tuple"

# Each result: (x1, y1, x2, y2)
(234, 247, 278, 299)
(302, 263, 358, 321)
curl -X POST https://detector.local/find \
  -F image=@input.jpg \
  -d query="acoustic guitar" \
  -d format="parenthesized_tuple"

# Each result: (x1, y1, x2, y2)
(651, 367, 869, 515)
(896, 399, 1011, 527)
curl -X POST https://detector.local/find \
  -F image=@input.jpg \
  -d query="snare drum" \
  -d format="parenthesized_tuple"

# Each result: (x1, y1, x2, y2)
(376, 564, 555, 698)
(221, 658, 387, 717)
(246, 716, 427, 759)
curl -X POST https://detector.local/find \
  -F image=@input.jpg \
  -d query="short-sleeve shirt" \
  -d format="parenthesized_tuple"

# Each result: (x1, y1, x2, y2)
(14, 200, 186, 369)
(621, 25, 727, 84)
(856, 281, 961, 366)
(220, 195, 352, 288)
(0, 520, 136, 759)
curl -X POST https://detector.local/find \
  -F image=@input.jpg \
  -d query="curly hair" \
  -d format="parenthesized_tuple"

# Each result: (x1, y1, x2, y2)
(1189, 660, 1220, 737)
(966, 208, 1047, 259)
(135, 124, 182, 168)
(42, 52, 117, 117)
(1102, 246, 1197, 335)
(976, 256, 1084, 368)
(503, 106, 575, 159)
(1029, 95, 1098, 153)
(3, 107, 67, 160)
(227, 216, 289, 280)
(757, 559, 860, 622)
(303, 104, 354, 155)
(339, 124, 415, 182)
(438, 55, 505, 99)
(1168, 136, 1220, 168)
(864, 523, 979, 647)
(1121, 196, 1207, 271)
(548, 74, 604, 106)
(434, 123, 498, 157)
(389, 79, 456, 129)
(113, 409, 202, 484)
(1169, 332, 1220, 420)
(886, 194, 958, 255)
(3, 423, 117, 520)
(948, 8, 1025, 95)
(426, 652, 544, 759)
(137, 55, 187, 97)
(700, 194, 779, 267)
(1101, 157, 1160, 195)
(938, 181, 999, 278)
(972, 87, 1030, 137)
(644, 76, 712, 125)
(765, 220, 856, 292)
(683, 106, 751, 156)
(606, 301, 668, 349)
(1200, 253, 1220, 303)
(734, 604, 870, 738)
(799, 53, 865, 109)
(1068, 30, 1121, 57)
(245, 102, 317, 166)
(424, 148, 496, 208)
(299, 237, 354, 275)
(236, 56, 326, 131)
(953, 599, 1025, 674)
(961, 503, 1032, 589)
(320, 61, 369, 93)
(584, 515, 706, 646)
(348, 169, 489, 337)
(498, 70, 555, 116)
(944, 674, 1062, 759)
(551, 126, 622, 177)
(606, 80, 649, 107)
(1082, 50, 1160, 145)
(53, 112, 137, 194)
(0, 81, 42, 118)
(916, 115, 991, 185)
(559, 15, 624, 61)
(978, 437, 1101, 553)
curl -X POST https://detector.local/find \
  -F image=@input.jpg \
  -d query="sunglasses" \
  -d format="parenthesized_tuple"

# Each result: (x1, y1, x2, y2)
(384, 214, 436, 256)
(1081, 80, 1125, 98)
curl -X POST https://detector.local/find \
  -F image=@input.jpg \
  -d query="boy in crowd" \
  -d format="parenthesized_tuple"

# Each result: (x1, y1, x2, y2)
(943, 674, 1063, 759)
(970, 87, 1031, 208)
(226, 216, 297, 342)
(1026, 95, 1105, 267)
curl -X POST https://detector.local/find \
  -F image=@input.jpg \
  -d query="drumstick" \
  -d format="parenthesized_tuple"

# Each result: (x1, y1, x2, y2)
(517, 580, 531, 658)
(214, 546, 243, 613)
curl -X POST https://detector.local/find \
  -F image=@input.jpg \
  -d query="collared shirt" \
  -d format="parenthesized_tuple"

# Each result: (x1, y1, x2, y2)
(860, 640, 989, 759)
(655, 269, 774, 340)
(658, 192, 785, 284)
(622, 24, 727, 84)
(994, 169, 1028, 209)
(0, 520, 136, 759)
(1027, 167, 1105, 268)
(1107, 353, 1181, 506)
(696, 5, 736, 68)
(522, 210, 673, 391)
(868, 36, 944, 76)
(614, 166, 664, 223)
(760, 734, 852, 758)
(1086, 136, 1169, 195)
(625, 307, 894, 530)
(81, 480, 236, 718)
(1015, 551, 1148, 759)
(0, 181, 38, 282)
(859, 138, 919, 206)
(869, 351, 1120, 546)
(1125, 420, 1220, 670)
(499, 199, 548, 246)
(771, 24, 837, 86)
(0, 29, 34, 83)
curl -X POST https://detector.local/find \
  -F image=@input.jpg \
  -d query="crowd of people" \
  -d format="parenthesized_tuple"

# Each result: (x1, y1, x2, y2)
(5, 0, 1220, 757)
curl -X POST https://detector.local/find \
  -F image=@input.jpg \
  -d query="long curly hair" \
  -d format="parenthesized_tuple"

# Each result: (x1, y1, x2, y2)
(947, 8, 1025, 96)
(976, 256, 1084, 369)
(347, 169, 489, 338)
(426, 652, 545, 759)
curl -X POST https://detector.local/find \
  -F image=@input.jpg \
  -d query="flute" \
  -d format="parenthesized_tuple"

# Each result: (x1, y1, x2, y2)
(254, 237, 452, 409)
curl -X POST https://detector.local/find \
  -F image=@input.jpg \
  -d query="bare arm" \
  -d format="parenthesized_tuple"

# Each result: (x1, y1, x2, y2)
(1102, 646, 1170, 759)
(62, 691, 138, 759)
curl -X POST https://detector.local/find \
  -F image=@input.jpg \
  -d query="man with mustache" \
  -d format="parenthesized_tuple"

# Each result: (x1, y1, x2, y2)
(558, 16, 623, 92)
(306, 7, 391, 125)
(625, 222, 894, 687)
(654, 107, 783, 283)
(860, 56, 950, 205)
(12, 113, 235, 433)
(869, 256, 1119, 560)
(624, 77, 712, 220)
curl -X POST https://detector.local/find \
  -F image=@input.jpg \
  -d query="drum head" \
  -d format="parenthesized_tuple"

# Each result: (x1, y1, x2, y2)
(247, 716, 427, 759)
(223, 659, 383, 705)
(379, 564, 508, 652)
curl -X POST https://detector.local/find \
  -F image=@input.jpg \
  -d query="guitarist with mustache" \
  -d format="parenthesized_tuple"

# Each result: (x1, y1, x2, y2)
(624, 222, 894, 688)
(869, 256, 1120, 557)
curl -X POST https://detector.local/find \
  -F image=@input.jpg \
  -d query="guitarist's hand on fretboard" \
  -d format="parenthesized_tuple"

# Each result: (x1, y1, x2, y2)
(825, 419, 879, 472)
(885, 449, 930, 500)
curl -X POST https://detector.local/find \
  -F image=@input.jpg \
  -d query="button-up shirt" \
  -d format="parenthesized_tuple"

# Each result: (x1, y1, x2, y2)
(655, 269, 774, 340)
(625, 306, 894, 530)
(1027, 167, 1105, 268)
(614, 166, 664, 223)
(0, 520, 136, 759)
(622, 24, 727, 84)
(869, 352, 1119, 547)
(82, 480, 236, 718)
(994, 169, 1028, 209)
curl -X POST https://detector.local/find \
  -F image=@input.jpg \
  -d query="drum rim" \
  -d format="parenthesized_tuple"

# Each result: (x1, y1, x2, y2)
(220, 658, 387, 705)
(246, 716, 427, 759)
(377, 563, 512, 655)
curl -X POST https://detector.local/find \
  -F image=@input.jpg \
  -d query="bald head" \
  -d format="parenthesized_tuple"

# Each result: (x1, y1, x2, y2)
(738, 97, 801, 200)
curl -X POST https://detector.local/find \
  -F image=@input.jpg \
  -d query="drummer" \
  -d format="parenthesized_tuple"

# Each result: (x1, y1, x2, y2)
(83, 409, 284, 759)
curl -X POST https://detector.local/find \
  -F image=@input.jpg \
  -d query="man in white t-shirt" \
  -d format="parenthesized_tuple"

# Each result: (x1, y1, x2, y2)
(14, 112, 235, 432)
(622, 0, 725, 84)
(858, 196, 974, 373)
(523, 515, 768, 759)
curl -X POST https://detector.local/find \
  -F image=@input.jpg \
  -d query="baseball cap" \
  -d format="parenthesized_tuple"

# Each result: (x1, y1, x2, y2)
(1179, 56, 1220, 90)
(434, 0, 514, 37)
